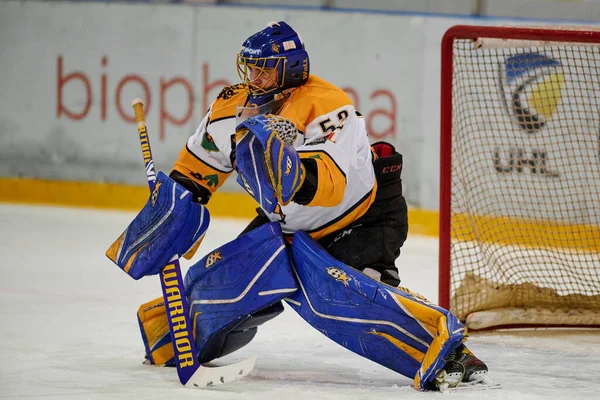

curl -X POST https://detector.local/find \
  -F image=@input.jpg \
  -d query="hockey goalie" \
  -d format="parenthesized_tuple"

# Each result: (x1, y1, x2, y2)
(106, 21, 499, 391)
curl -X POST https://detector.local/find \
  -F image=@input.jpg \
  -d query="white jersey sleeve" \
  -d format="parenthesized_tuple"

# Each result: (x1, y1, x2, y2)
(171, 85, 246, 195)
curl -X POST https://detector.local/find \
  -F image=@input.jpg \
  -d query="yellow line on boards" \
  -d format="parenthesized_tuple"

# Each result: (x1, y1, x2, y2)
(452, 213, 600, 253)
(0, 177, 440, 237)
(4, 178, 596, 252)
(0, 177, 258, 219)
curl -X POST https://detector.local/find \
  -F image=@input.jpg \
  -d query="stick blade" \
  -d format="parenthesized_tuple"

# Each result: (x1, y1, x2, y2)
(184, 356, 257, 388)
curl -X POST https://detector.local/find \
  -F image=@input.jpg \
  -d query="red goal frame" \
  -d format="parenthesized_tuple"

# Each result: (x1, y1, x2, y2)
(438, 25, 600, 311)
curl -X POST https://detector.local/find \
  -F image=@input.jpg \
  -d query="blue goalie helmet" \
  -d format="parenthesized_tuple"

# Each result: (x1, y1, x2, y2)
(237, 21, 310, 106)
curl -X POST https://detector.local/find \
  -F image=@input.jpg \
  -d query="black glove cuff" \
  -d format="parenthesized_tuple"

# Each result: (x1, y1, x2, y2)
(169, 170, 212, 205)
(292, 158, 318, 205)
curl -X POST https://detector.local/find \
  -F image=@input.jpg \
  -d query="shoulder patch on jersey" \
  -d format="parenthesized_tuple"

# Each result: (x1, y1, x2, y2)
(200, 131, 219, 152)
(217, 83, 245, 100)
(210, 84, 247, 122)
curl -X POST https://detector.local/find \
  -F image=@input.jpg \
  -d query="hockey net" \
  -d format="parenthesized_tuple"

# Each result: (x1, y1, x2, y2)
(439, 25, 600, 330)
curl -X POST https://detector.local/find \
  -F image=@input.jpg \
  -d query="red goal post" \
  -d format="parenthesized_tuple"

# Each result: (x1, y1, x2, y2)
(438, 25, 600, 330)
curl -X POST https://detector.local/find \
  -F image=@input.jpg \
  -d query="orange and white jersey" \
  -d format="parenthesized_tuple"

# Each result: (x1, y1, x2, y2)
(172, 75, 376, 240)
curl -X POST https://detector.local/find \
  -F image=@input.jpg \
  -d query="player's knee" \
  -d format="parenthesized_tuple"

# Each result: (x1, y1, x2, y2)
(198, 301, 284, 363)
(362, 266, 401, 287)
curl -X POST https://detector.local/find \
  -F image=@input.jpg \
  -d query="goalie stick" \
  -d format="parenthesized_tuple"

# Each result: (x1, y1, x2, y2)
(131, 98, 256, 388)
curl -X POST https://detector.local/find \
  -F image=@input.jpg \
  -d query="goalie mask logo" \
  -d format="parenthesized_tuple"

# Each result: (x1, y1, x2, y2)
(500, 53, 565, 134)
(326, 267, 351, 287)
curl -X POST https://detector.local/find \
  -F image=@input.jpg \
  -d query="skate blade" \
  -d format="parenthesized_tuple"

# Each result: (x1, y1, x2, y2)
(435, 369, 464, 391)
(440, 372, 501, 392)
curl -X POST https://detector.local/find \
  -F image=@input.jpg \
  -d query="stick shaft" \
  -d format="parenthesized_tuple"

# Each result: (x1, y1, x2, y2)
(133, 100, 157, 191)
(132, 98, 200, 385)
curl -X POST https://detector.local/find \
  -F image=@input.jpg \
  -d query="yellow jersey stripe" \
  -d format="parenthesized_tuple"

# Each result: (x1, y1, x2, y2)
(299, 150, 347, 208)
(302, 181, 377, 241)
(173, 144, 232, 194)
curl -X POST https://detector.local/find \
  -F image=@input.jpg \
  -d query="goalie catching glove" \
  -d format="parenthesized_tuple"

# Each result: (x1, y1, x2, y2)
(106, 171, 210, 280)
(235, 115, 305, 213)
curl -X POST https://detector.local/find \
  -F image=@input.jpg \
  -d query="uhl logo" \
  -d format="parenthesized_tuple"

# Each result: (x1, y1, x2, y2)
(493, 148, 559, 177)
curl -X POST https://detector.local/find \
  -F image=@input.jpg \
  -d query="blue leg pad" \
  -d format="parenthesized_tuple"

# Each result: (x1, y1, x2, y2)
(287, 231, 465, 388)
(184, 222, 298, 361)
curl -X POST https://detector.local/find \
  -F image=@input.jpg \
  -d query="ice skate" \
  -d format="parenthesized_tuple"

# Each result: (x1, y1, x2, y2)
(435, 344, 501, 392)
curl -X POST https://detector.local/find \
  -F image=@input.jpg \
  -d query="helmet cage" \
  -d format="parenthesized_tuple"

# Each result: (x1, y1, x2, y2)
(237, 54, 286, 97)
(236, 21, 310, 106)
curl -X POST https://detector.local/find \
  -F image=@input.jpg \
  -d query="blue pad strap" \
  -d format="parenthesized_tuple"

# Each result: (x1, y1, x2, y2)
(106, 171, 209, 280)
(287, 231, 466, 389)
(184, 222, 298, 359)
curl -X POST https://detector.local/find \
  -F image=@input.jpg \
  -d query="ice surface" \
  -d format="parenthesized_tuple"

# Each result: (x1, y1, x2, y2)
(1, 204, 599, 399)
